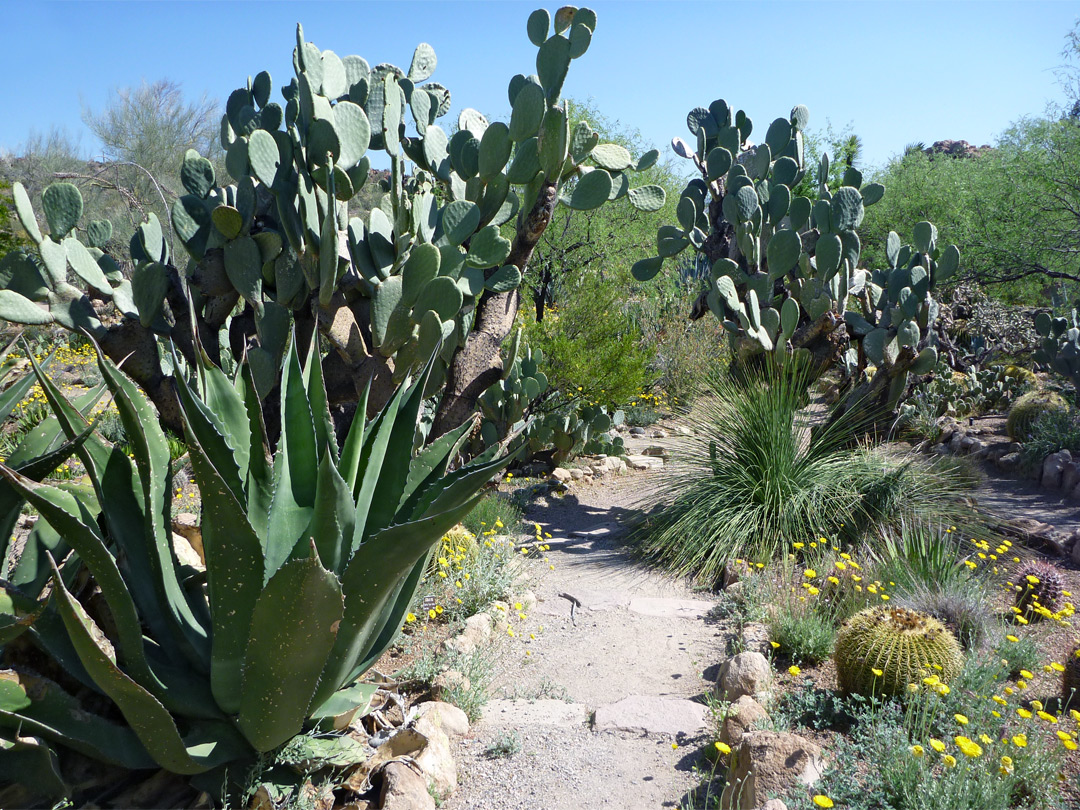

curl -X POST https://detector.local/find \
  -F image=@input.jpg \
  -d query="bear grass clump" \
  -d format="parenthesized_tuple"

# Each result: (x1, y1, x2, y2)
(1006, 389, 1069, 441)
(834, 606, 965, 697)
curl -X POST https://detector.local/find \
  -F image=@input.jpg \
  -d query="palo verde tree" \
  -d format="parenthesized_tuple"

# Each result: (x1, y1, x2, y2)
(0, 6, 665, 441)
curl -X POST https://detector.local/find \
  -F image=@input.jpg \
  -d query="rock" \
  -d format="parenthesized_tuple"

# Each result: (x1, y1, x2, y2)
(932, 444, 950, 456)
(414, 701, 470, 737)
(761, 801, 788, 810)
(937, 419, 957, 446)
(719, 696, 770, 746)
(590, 456, 626, 476)
(413, 714, 457, 796)
(948, 430, 966, 453)
(675, 426, 692, 436)
(740, 623, 771, 656)
(997, 451, 1021, 471)
(171, 513, 203, 560)
(629, 426, 647, 436)
(550, 467, 572, 483)
(723, 560, 751, 589)
(431, 670, 470, 701)
(1063, 462, 1080, 494)
(489, 602, 510, 633)
(650, 428, 669, 438)
(625, 454, 664, 471)
(716, 652, 772, 702)
(172, 533, 205, 571)
(1042, 451, 1069, 489)
(720, 731, 826, 810)
(518, 589, 538, 611)
(642, 445, 669, 458)
(569, 468, 585, 480)
(483, 699, 589, 728)
(924, 140, 991, 159)
(1073, 537, 1080, 567)
(440, 613, 492, 656)
(626, 597, 713, 618)
(959, 436, 982, 454)
(593, 695, 707, 736)
(379, 762, 435, 810)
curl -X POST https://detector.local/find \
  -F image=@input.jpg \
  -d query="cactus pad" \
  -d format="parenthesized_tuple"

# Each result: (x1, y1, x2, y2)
(1006, 390, 1069, 441)
(1012, 560, 1064, 621)
(834, 607, 964, 697)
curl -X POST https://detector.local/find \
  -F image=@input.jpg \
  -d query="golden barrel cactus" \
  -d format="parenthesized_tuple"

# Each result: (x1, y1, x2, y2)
(834, 607, 964, 697)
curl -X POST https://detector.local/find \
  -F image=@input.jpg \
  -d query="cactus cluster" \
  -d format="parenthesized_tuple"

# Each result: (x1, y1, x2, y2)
(0, 336, 516, 796)
(1011, 560, 1065, 621)
(902, 361, 1036, 420)
(478, 330, 549, 446)
(531, 400, 624, 461)
(1034, 307, 1080, 402)
(633, 97, 958, 415)
(0, 8, 665, 444)
(834, 606, 965, 698)
(1006, 389, 1069, 441)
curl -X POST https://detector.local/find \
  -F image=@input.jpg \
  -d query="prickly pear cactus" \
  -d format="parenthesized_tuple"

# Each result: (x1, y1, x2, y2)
(834, 606, 964, 697)
(0, 8, 666, 444)
(633, 97, 957, 417)
(1012, 560, 1065, 621)
(1034, 307, 1080, 404)
(478, 331, 549, 445)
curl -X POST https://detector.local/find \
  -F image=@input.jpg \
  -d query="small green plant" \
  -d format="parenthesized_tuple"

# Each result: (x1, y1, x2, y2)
(461, 492, 523, 537)
(1019, 407, 1080, 468)
(768, 607, 836, 666)
(483, 730, 522, 759)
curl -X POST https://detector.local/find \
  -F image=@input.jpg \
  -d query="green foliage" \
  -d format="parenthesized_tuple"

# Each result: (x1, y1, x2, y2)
(863, 116, 1080, 305)
(898, 363, 1034, 429)
(865, 523, 976, 594)
(1006, 389, 1069, 440)
(521, 270, 655, 407)
(461, 491, 523, 537)
(0, 336, 514, 796)
(768, 607, 836, 666)
(1018, 406, 1080, 468)
(1034, 305, 1080, 401)
(834, 607, 964, 698)
(484, 730, 522, 759)
(636, 364, 977, 584)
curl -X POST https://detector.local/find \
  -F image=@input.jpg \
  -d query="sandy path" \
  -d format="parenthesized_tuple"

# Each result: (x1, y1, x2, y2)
(442, 434, 726, 810)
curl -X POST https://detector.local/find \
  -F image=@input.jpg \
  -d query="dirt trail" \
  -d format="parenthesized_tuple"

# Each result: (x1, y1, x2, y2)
(442, 433, 725, 810)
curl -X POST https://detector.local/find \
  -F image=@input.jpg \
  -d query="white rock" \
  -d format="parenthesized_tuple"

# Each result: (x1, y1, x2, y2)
(593, 695, 707, 736)
(625, 454, 664, 471)
(414, 701, 470, 737)
(550, 467, 572, 483)
(413, 714, 457, 796)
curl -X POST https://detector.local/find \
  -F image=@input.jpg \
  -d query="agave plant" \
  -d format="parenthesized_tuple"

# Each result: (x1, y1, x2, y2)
(0, 334, 514, 795)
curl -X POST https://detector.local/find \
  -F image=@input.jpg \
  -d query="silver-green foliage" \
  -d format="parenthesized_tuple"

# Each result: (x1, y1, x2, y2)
(1034, 307, 1080, 401)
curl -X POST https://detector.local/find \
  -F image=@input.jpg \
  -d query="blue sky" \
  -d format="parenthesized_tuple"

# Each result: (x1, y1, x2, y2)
(2, 1, 1077, 173)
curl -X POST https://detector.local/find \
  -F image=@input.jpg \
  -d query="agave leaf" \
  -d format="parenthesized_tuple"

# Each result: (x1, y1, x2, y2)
(311, 496, 481, 711)
(237, 362, 274, 543)
(237, 553, 344, 752)
(396, 418, 472, 519)
(0, 673, 156, 769)
(193, 346, 251, 493)
(22, 353, 183, 656)
(306, 451, 354, 574)
(337, 379, 370, 494)
(265, 341, 318, 579)
(0, 728, 69, 802)
(46, 557, 209, 775)
(303, 334, 338, 463)
(0, 466, 166, 696)
(0, 349, 52, 423)
(94, 349, 210, 661)
(180, 413, 265, 715)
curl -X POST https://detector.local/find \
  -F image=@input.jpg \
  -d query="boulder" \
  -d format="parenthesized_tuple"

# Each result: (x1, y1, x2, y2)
(172, 533, 205, 572)
(740, 623, 771, 656)
(719, 695, 770, 746)
(1042, 451, 1069, 490)
(414, 701, 470, 737)
(996, 452, 1021, 472)
(650, 428, 669, 439)
(379, 762, 435, 810)
(625, 454, 664, 471)
(593, 695, 707, 736)
(413, 714, 457, 796)
(1063, 462, 1080, 495)
(629, 426, 647, 436)
(440, 613, 492, 656)
(721, 731, 826, 809)
(715, 652, 772, 702)
(642, 445, 669, 458)
(550, 467, 573, 484)
(569, 468, 585, 480)
(959, 436, 982, 454)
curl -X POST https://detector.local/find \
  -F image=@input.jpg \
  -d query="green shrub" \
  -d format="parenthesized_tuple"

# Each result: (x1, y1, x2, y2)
(769, 607, 836, 665)
(1007, 389, 1069, 440)
(521, 271, 655, 408)
(1018, 406, 1080, 467)
(637, 365, 980, 584)
(462, 491, 523, 538)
